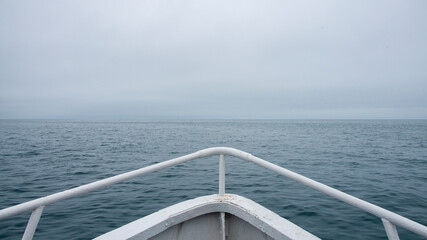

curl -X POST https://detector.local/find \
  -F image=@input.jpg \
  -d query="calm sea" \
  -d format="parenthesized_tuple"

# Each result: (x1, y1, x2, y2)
(0, 120, 426, 240)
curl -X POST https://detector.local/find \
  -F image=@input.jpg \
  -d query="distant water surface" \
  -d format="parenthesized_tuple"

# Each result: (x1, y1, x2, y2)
(0, 120, 426, 239)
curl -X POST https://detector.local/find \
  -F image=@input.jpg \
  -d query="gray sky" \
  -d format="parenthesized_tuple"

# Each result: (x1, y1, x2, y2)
(1, 0, 426, 119)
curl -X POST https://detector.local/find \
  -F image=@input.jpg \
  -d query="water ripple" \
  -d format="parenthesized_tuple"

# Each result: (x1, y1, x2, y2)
(0, 120, 426, 240)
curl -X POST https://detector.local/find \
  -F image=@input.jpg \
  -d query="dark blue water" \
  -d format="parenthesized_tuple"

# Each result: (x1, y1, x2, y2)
(0, 120, 426, 239)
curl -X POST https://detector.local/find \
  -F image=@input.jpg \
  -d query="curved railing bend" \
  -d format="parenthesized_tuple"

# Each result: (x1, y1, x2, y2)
(0, 147, 426, 240)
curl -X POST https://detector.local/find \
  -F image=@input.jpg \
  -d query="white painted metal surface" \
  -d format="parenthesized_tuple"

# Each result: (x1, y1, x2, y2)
(21, 206, 44, 240)
(219, 154, 225, 197)
(220, 212, 226, 240)
(219, 154, 226, 240)
(94, 194, 320, 240)
(0, 147, 426, 239)
(382, 219, 400, 240)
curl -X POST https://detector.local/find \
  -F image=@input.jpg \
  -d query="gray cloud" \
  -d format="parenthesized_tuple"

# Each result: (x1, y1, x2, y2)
(1, 0, 426, 119)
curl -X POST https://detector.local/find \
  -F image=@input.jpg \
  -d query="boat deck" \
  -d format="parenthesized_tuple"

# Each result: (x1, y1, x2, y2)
(95, 194, 320, 240)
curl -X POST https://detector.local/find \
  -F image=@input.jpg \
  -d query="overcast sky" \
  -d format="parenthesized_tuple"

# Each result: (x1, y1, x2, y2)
(1, 0, 426, 119)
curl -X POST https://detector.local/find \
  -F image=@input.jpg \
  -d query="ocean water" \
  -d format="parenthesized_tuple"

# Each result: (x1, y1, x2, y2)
(0, 120, 426, 240)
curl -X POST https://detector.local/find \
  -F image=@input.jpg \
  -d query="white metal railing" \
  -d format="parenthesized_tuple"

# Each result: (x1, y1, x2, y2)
(0, 147, 426, 240)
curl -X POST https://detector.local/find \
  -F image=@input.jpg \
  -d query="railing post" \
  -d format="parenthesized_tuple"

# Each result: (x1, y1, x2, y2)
(219, 154, 225, 196)
(22, 206, 44, 240)
(382, 218, 400, 240)
(219, 154, 226, 240)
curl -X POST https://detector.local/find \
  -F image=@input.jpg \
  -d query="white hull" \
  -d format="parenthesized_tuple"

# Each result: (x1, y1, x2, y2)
(95, 194, 320, 240)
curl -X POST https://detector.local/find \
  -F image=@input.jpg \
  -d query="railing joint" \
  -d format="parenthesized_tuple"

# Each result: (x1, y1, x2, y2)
(382, 218, 400, 240)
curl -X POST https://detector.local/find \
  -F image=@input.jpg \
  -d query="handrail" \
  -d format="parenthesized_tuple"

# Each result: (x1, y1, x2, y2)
(0, 147, 426, 239)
